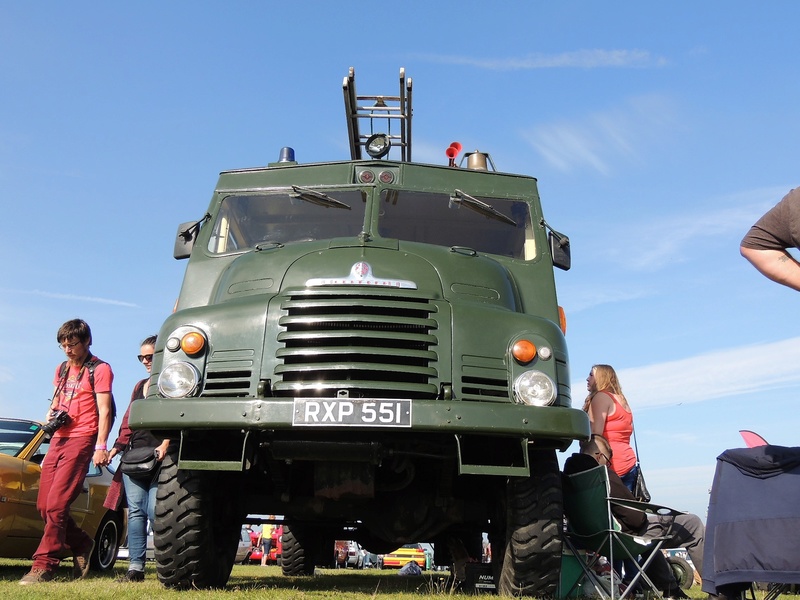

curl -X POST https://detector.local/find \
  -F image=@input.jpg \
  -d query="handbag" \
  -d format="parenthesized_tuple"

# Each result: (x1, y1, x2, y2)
(633, 464, 651, 502)
(631, 424, 651, 502)
(120, 445, 159, 480)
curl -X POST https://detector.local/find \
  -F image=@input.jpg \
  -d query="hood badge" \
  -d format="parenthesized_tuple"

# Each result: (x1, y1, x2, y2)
(306, 262, 417, 289)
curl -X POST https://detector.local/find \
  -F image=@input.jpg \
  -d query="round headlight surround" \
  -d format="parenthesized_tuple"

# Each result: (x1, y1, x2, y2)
(158, 361, 201, 399)
(513, 370, 557, 407)
(365, 133, 391, 158)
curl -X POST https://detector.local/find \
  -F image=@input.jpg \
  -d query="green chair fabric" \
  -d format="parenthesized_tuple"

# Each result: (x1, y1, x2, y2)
(561, 464, 681, 600)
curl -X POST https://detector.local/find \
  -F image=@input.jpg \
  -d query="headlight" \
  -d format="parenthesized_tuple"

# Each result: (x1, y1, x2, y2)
(158, 362, 201, 398)
(513, 371, 556, 406)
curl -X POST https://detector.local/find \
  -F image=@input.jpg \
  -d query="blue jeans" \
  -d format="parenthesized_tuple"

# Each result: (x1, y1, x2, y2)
(619, 464, 638, 492)
(122, 473, 157, 572)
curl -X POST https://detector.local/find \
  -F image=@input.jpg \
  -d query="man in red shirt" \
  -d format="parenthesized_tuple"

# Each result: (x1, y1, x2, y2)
(20, 319, 114, 585)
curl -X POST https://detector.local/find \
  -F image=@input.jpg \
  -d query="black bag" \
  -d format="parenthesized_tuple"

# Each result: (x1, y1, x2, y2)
(633, 464, 651, 502)
(120, 446, 159, 480)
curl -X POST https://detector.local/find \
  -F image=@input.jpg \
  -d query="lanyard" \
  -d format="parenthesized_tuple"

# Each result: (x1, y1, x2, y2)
(54, 358, 90, 412)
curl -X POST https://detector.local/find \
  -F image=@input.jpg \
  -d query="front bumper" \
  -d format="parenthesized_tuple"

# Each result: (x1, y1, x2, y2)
(130, 396, 589, 442)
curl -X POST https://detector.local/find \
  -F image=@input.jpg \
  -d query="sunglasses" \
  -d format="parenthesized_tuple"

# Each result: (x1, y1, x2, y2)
(594, 450, 611, 463)
(137, 354, 154, 363)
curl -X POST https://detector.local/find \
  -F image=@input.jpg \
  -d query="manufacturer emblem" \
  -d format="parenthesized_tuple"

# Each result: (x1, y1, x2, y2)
(306, 262, 417, 289)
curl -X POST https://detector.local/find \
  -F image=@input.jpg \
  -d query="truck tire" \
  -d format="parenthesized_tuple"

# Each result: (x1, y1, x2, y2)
(153, 453, 242, 589)
(281, 524, 319, 577)
(494, 448, 563, 597)
(666, 555, 694, 589)
(281, 524, 327, 576)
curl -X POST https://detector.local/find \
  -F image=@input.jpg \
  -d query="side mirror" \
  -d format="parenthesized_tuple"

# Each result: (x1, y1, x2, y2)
(174, 221, 198, 260)
(549, 231, 571, 271)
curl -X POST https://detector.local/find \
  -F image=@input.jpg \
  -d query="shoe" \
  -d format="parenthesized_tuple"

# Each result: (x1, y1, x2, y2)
(19, 568, 56, 585)
(72, 540, 94, 579)
(664, 587, 690, 599)
(118, 569, 145, 582)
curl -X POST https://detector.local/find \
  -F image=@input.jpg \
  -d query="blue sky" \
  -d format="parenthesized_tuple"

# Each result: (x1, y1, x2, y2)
(2, 2, 800, 522)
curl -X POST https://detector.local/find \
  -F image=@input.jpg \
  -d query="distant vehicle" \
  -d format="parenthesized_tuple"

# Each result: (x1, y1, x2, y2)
(334, 540, 364, 569)
(379, 543, 429, 570)
(247, 525, 282, 564)
(235, 527, 253, 563)
(0, 417, 124, 572)
(663, 548, 695, 590)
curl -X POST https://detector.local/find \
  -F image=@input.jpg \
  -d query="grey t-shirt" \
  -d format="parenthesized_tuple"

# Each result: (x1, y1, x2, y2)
(741, 187, 800, 251)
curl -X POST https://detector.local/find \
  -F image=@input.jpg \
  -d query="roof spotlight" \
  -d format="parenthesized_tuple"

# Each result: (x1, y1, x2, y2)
(365, 133, 391, 159)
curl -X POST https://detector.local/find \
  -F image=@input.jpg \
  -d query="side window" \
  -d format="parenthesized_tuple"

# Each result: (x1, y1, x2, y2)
(30, 439, 50, 465)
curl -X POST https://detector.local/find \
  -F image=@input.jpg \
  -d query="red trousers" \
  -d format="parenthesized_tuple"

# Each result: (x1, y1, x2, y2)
(33, 435, 95, 570)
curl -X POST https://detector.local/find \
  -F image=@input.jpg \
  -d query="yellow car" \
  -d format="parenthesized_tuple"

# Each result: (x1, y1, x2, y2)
(379, 543, 429, 570)
(0, 417, 125, 572)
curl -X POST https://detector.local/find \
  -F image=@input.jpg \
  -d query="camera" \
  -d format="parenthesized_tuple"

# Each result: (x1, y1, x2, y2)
(42, 409, 71, 435)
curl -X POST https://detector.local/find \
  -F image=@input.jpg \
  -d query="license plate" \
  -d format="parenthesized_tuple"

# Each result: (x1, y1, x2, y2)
(292, 398, 412, 427)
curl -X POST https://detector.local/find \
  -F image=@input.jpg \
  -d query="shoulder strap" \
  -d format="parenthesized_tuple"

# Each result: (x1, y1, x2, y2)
(85, 357, 101, 399)
(52, 361, 69, 402)
(84, 356, 117, 421)
(632, 421, 641, 466)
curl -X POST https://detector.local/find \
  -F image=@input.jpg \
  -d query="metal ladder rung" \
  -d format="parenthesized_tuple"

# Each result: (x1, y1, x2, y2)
(343, 67, 412, 162)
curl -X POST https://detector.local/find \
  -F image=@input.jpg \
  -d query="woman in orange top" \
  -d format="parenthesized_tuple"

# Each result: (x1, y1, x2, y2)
(583, 364, 638, 491)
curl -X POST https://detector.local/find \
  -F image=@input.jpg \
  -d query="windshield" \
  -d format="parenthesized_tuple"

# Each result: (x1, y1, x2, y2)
(208, 190, 367, 254)
(377, 190, 534, 259)
(0, 419, 41, 457)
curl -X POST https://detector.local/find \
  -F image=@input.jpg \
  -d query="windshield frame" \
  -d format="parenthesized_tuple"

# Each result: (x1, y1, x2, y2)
(373, 188, 536, 260)
(206, 186, 369, 255)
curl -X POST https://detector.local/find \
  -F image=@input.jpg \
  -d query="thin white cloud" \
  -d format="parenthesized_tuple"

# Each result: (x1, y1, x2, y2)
(560, 285, 653, 313)
(573, 337, 800, 409)
(522, 94, 678, 175)
(417, 49, 667, 70)
(646, 464, 715, 515)
(609, 186, 792, 271)
(2, 288, 138, 308)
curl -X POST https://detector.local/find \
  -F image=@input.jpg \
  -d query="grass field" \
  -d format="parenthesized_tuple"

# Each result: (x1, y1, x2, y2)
(2, 558, 793, 599)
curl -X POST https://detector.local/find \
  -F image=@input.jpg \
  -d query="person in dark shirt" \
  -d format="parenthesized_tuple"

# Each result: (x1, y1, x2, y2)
(564, 434, 705, 598)
(740, 187, 800, 291)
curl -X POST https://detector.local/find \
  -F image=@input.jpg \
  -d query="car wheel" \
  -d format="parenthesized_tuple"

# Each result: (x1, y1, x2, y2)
(153, 452, 244, 589)
(492, 448, 563, 597)
(90, 511, 122, 572)
(666, 555, 694, 589)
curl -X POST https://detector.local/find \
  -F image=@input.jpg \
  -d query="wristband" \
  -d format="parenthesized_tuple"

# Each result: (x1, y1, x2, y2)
(94, 444, 107, 451)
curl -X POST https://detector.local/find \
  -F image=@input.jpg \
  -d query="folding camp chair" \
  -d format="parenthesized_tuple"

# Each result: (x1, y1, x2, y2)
(562, 464, 684, 600)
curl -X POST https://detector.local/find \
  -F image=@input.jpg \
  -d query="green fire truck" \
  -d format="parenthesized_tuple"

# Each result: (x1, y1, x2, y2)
(131, 68, 590, 596)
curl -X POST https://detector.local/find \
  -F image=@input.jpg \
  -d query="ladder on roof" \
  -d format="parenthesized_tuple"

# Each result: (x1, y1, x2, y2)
(343, 67, 412, 161)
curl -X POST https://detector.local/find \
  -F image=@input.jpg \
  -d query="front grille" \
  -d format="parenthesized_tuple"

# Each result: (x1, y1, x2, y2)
(202, 350, 255, 397)
(461, 375, 509, 401)
(273, 290, 439, 398)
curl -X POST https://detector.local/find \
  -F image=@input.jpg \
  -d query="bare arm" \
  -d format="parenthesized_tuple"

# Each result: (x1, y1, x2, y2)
(155, 438, 170, 461)
(740, 246, 800, 292)
(587, 392, 613, 436)
(94, 391, 113, 466)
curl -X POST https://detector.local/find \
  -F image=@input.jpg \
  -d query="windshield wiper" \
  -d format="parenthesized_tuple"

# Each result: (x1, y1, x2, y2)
(449, 189, 516, 226)
(290, 186, 351, 210)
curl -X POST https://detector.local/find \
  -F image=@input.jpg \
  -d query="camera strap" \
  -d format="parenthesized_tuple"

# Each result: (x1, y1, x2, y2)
(57, 355, 117, 423)
(54, 359, 89, 412)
